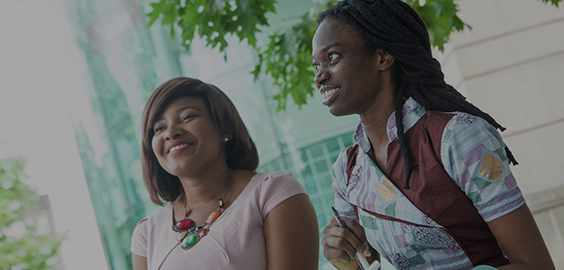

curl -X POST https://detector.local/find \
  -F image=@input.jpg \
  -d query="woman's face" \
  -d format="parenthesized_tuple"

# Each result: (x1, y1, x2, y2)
(151, 96, 226, 177)
(312, 18, 390, 116)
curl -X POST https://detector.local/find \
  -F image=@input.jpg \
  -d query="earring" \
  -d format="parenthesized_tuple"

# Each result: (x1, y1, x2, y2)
(223, 137, 229, 142)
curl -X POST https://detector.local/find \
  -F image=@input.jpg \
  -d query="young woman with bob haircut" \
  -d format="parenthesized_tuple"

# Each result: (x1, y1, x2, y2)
(131, 77, 319, 270)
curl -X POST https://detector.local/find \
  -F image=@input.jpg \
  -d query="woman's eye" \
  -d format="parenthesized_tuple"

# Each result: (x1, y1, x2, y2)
(183, 114, 194, 121)
(329, 53, 340, 62)
(313, 63, 320, 73)
(154, 126, 163, 133)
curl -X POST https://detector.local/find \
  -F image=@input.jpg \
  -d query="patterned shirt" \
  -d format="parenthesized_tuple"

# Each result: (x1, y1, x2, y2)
(332, 98, 525, 269)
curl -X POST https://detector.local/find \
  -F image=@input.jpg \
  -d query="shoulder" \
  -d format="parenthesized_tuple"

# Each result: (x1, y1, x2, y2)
(131, 205, 170, 257)
(131, 204, 172, 251)
(132, 215, 149, 239)
(147, 203, 173, 220)
(444, 112, 500, 137)
(133, 204, 172, 234)
(256, 171, 305, 194)
(132, 217, 149, 238)
(439, 112, 508, 174)
(442, 112, 505, 152)
(134, 204, 172, 235)
(252, 171, 307, 217)
(414, 110, 458, 139)
(421, 110, 458, 125)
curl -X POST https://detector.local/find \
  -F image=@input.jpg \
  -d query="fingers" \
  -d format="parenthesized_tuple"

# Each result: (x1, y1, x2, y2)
(322, 217, 371, 266)
(344, 218, 371, 257)
(322, 224, 354, 264)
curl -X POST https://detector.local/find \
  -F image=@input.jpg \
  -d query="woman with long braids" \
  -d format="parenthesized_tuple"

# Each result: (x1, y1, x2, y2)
(313, 0, 554, 269)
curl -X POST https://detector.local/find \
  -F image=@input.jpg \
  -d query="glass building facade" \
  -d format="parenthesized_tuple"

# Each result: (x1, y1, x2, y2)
(65, 0, 359, 269)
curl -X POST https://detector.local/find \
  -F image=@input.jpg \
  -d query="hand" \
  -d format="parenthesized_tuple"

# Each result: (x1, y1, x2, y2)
(322, 216, 372, 270)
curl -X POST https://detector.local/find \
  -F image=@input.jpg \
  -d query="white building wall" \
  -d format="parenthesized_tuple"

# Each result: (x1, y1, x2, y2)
(440, 0, 564, 268)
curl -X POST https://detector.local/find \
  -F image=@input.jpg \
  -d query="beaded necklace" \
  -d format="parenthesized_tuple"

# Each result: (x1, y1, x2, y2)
(172, 170, 232, 250)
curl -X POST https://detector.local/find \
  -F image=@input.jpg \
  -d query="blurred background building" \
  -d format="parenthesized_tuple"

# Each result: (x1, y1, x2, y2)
(1, 0, 562, 269)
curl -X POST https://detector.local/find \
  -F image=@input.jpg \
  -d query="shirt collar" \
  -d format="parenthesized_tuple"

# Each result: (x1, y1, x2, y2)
(353, 97, 427, 153)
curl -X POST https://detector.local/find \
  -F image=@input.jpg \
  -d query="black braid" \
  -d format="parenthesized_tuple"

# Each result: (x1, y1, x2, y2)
(318, 0, 518, 189)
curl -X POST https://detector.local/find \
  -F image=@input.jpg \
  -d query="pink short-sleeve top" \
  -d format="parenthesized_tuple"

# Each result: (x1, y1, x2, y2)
(131, 171, 307, 270)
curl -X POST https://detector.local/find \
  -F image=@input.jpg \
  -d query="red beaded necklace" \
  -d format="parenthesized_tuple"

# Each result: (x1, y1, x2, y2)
(172, 170, 232, 250)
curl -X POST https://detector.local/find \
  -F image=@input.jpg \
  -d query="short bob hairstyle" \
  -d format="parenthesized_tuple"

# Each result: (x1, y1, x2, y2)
(141, 77, 259, 206)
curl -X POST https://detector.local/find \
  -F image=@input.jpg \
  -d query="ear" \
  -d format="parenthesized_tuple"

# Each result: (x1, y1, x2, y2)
(374, 49, 395, 71)
(222, 133, 232, 143)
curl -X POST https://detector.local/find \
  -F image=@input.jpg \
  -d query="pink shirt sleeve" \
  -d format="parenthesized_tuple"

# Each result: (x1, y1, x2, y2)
(257, 171, 307, 219)
(131, 217, 149, 257)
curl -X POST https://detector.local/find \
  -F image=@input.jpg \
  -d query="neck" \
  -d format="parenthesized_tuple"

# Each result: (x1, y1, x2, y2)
(359, 85, 396, 151)
(178, 166, 231, 207)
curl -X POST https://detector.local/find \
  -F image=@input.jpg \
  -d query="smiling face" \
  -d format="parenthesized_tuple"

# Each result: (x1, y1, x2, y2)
(312, 18, 395, 117)
(151, 96, 226, 178)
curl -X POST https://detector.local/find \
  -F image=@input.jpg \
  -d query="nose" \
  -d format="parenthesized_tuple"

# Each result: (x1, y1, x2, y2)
(314, 67, 330, 89)
(164, 126, 182, 141)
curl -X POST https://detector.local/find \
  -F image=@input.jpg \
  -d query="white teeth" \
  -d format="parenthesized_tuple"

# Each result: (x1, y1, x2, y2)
(169, 144, 188, 152)
(322, 88, 339, 100)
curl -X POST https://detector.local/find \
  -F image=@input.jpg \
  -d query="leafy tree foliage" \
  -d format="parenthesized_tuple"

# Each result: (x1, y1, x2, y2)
(252, 0, 472, 110)
(0, 156, 66, 270)
(147, 0, 276, 60)
(541, 0, 561, 6)
(147, 0, 561, 110)
(251, 2, 325, 111)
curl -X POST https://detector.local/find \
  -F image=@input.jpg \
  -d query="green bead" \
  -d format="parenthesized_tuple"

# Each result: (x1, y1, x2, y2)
(181, 234, 197, 249)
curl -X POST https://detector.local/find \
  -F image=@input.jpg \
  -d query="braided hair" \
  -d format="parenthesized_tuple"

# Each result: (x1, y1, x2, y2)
(318, 0, 517, 189)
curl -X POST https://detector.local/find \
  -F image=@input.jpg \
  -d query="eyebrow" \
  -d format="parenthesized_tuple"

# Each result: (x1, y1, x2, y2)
(176, 105, 201, 113)
(312, 42, 344, 59)
(155, 106, 202, 123)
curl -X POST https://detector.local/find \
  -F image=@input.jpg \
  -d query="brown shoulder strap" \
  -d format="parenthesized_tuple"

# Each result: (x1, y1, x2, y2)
(345, 144, 360, 186)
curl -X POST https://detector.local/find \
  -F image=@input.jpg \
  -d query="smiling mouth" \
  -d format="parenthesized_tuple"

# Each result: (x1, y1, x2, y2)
(168, 144, 190, 154)
(322, 88, 340, 105)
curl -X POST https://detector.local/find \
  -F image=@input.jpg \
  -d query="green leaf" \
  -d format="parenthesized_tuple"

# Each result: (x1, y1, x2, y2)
(147, 1, 165, 27)
(146, 0, 277, 60)
(407, 0, 471, 52)
(254, 0, 337, 110)
(539, 0, 561, 7)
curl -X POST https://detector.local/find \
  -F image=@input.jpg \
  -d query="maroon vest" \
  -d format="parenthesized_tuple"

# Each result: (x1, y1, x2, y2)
(346, 111, 509, 267)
